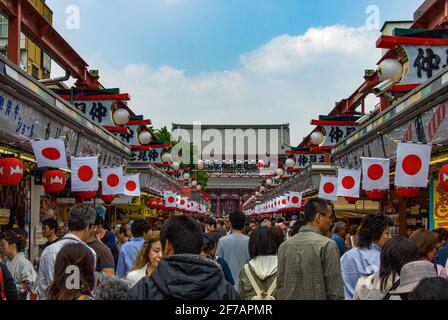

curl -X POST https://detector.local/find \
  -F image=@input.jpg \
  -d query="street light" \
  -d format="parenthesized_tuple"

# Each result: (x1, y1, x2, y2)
(266, 178, 273, 186)
(161, 152, 171, 163)
(171, 162, 180, 170)
(138, 131, 152, 145)
(285, 158, 295, 168)
(310, 131, 324, 145)
(112, 108, 130, 125)
(379, 58, 403, 83)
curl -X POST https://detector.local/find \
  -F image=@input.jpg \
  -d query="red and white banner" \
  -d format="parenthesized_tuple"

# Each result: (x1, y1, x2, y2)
(337, 168, 361, 198)
(287, 192, 303, 208)
(101, 167, 124, 195)
(164, 191, 177, 208)
(319, 175, 338, 201)
(178, 196, 188, 210)
(71, 157, 98, 192)
(361, 158, 390, 191)
(395, 143, 432, 188)
(123, 174, 140, 197)
(31, 139, 68, 169)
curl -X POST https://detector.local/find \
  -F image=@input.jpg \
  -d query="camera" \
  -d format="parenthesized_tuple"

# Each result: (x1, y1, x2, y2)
(372, 79, 394, 96)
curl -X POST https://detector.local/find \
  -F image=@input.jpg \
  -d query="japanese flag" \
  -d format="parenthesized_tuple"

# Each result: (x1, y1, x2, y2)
(319, 175, 338, 201)
(71, 157, 98, 192)
(101, 167, 124, 195)
(362, 158, 390, 191)
(31, 139, 68, 169)
(178, 196, 188, 210)
(123, 174, 140, 197)
(288, 192, 303, 208)
(337, 168, 361, 198)
(395, 143, 432, 187)
(280, 196, 288, 210)
(164, 191, 177, 208)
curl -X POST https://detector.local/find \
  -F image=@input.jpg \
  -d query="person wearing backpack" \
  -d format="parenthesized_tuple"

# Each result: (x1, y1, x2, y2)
(238, 226, 278, 300)
(0, 262, 18, 300)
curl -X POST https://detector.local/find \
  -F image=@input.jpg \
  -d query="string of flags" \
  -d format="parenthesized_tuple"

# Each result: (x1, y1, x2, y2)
(163, 191, 207, 214)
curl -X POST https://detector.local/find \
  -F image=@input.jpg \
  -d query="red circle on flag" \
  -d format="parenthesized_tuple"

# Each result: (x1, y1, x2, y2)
(78, 166, 93, 182)
(41, 148, 61, 161)
(181, 199, 185, 205)
(168, 196, 175, 203)
(368, 164, 384, 181)
(323, 182, 335, 194)
(292, 196, 299, 204)
(282, 199, 287, 205)
(402, 154, 422, 176)
(126, 181, 137, 191)
(107, 174, 120, 187)
(342, 176, 355, 189)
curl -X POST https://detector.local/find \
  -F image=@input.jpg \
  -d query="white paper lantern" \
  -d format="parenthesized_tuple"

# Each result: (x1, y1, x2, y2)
(138, 131, 152, 145)
(275, 168, 284, 177)
(266, 178, 273, 186)
(310, 131, 324, 146)
(197, 159, 204, 170)
(112, 108, 130, 125)
(260, 186, 266, 192)
(171, 162, 180, 170)
(196, 185, 202, 190)
(183, 172, 190, 180)
(161, 152, 171, 163)
(191, 180, 198, 187)
(285, 158, 295, 168)
(379, 59, 403, 83)
(255, 191, 261, 197)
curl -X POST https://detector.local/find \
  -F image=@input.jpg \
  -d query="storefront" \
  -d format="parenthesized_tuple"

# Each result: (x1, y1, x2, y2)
(0, 55, 130, 261)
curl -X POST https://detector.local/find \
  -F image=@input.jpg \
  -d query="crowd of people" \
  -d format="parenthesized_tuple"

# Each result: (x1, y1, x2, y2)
(1, 198, 448, 300)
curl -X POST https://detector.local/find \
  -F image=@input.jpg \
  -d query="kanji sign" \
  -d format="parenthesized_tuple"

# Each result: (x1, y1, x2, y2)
(322, 125, 357, 146)
(293, 153, 326, 169)
(73, 100, 114, 125)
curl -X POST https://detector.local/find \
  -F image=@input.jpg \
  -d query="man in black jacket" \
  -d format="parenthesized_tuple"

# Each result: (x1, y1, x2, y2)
(127, 215, 239, 300)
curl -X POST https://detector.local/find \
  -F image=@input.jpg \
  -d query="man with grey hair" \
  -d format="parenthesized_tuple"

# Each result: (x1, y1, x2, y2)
(37, 204, 97, 299)
(95, 277, 132, 300)
(332, 221, 347, 257)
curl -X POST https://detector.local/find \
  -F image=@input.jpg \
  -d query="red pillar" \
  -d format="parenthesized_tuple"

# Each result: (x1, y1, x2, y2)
(7, 0, 21, 65)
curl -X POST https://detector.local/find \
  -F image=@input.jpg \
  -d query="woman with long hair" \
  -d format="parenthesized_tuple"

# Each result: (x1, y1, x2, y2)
(353, 236, 419, 300)
(46, 243, 96, 300)
(126, 231, 162, 286)
(0, 230, 38, 300)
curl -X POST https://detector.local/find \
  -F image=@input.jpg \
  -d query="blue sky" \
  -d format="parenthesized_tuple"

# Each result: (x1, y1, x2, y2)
(47, 0, 423, 144)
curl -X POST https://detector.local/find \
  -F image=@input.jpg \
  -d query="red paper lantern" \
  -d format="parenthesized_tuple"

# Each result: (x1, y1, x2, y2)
(365, 190, 387, 200)
(395, 187, 419, 199)
(43, 170, 66, 193)
(0, 158, 23, 186)
(439, 165, 448, 192)
(77, 191, 97, 200)
(101, 194, 116, 204)
(158, 199, 165, 210)
(344, 197, 359, 204)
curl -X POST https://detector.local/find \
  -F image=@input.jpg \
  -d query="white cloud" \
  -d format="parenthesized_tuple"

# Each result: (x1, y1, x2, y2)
(79, 25, 381, 145)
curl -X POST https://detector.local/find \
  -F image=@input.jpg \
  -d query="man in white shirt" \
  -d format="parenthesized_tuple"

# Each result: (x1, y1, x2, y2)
(38, 204, 97, 299)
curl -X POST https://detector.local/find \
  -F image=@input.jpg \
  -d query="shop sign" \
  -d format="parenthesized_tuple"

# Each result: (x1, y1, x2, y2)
(293, 153, 326, 169)
(322, 125, 357, 146)
(34, 224, 47, 246)
(130, 147, 164, 164)
(0, 208, 10, 225)
(431, 178, 448, 230)
(117, 203, 157, 219)
(72, 100, 115, 126)
(399, 45, 448, 84)
(114, 124, 141, 145)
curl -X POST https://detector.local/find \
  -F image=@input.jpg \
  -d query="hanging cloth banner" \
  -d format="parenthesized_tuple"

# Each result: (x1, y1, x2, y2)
(319, 175, 338, 201)
(337, 168, 361, 198)
(71, 156, 98, 192)
(361, 157, 390, 191)
(164, 191, 177, 208)
(31, 139, 68, 169)
(123, 174, 140, 197)
(101, 167, 124, 195)
(395, 143, 432, 188)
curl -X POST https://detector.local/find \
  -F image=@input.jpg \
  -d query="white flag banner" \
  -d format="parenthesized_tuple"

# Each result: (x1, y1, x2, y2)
(361, 157, 390, 191)
(288, 192, 303, 208)
(164, 191, 177, 208)
(179, 196, 188, 210)
(337, 168, 361, 198)
(395, 143, 432, 187)
(101, 167, 124, 195)
(123, 174, 140, 197)
(71, 157, 98, 192)
(31, 139, 68, 169)
(319, 175, 338, 201)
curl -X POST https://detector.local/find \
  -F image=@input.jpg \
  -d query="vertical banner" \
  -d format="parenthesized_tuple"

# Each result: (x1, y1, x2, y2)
(432, 177, 448, 230)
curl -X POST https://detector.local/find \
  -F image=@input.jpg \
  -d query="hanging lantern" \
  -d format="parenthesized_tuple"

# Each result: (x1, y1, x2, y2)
(196, 185, 202, 191)
(396, 187, 419, 199)
(255, 191, 261, 197)
(379, 59, 403, 83)
(112, 108, 130, 125)
(310, 131, 324, 146)
(101, 194, 116, 204)
(344, 196, 359, 204)
(260, 186, 266, 192)
(439, 165, 448, 192)
(191, 180, 198, 187)
(171, 162, 180, 170)
(158, 198, 165, 210)
(257, 160, 265, 170)
(77, 191, 97, 200)
(138, 131, 152, 145)
(285, 158, 295, 168)
(275, 168, 284, 177)
(183, 172, 190, 180)
(266, 178, 273, 186)
(365, 190, 387, 200)
(43, 170, 67, 193)
(197, 160, 204, 170)
(161, 152, 171, 163)
(0, 158, 23, 186)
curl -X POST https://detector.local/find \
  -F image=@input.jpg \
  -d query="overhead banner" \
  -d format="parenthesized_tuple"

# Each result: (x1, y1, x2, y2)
(322, 125, 357, 146)
(71, 156, 99, 192)
(292, 153, 326, 169)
